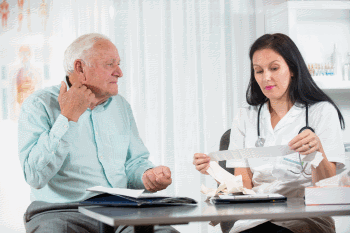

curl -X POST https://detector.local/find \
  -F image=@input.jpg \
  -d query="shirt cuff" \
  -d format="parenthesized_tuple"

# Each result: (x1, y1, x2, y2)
(226, 159, 250, 168)
(133, 164, 155, 189)
(50, 114, 79, 142)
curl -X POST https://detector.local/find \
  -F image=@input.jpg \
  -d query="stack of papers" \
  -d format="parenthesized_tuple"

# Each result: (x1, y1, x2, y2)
(305, 186, 350, 206)
(200, 161, 256, 201)
(86, 186, 144, 198)
(305, 169, 350, 205)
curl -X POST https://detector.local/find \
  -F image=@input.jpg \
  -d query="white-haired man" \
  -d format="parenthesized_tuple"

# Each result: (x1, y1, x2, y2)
(18, 33, 178, 233)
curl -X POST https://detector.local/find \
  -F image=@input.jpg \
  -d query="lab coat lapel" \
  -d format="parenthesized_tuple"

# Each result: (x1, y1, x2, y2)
(273, 105, 304, 133)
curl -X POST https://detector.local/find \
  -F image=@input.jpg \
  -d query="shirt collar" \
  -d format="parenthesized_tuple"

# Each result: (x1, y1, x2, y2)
(98, 97, 113, 111)
(260, 101, 304, 133)
(63, 76, 113, 112)
(260, 101, 304, 120)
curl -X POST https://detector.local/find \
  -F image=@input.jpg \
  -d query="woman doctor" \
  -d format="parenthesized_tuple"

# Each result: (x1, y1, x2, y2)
(193, 33, 345, 233)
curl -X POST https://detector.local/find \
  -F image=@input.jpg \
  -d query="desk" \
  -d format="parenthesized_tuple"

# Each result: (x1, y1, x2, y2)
(78, 198, 350, 233)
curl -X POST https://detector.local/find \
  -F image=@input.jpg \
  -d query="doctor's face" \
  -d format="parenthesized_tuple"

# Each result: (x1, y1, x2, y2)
(252, 48, 293, 103)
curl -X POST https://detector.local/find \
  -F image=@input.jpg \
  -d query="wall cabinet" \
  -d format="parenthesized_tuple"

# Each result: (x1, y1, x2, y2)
(264, 1, 350, 91)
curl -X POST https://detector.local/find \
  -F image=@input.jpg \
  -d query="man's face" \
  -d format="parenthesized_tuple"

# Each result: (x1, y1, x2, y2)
(82, 39, 123, 99)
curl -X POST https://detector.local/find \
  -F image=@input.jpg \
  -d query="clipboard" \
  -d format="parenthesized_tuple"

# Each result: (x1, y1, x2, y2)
(211, 194, 287, 205)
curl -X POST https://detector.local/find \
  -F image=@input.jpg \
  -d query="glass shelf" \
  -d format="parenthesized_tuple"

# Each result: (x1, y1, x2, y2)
(313, 75, 350, 90)
(286, 1, 350, 10)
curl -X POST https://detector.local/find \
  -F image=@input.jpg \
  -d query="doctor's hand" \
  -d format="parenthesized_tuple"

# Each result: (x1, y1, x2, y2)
(193, 153, 211, 175)
(142, 166, 172, 193)
(288, 129, 324, 155)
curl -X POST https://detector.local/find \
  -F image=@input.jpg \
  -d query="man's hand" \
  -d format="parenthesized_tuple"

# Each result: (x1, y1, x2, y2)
(142, 166, 172, 192)
(58, 81, 96, 122)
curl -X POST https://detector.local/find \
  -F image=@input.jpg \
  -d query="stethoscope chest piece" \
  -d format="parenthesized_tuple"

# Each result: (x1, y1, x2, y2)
(255, 137, 265, 147)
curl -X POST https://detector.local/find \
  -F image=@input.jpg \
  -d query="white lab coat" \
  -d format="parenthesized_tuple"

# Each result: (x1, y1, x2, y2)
(225, 101, 345, 233)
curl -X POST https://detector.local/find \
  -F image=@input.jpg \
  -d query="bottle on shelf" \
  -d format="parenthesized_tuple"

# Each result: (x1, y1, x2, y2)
(314, 63, 318, 76)
(307, 64, 312, 76)
(330, 63, 334, 76)
(343, 53, 350, 81)
(331, 43, 342, 77)
(321, 64, 325, 76)
(311, 64, 315, 76)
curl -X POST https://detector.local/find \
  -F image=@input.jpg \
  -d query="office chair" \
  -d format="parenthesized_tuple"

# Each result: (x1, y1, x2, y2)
(218, 129, 234, 175)
(218, 129, 236, 233)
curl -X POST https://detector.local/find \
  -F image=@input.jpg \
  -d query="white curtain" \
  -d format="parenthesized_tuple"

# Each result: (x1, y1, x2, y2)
(0, 0, 256, 232)
(111, 1, 256, 232)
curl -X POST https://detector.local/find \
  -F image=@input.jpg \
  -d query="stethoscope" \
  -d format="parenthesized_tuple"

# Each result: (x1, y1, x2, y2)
(255, 102, 315, 177)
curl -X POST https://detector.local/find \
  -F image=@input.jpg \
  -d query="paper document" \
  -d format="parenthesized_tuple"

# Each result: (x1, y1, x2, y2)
(87, 186, 144, 198)
(208, 145, 295, 161)
(207, 161, 244, 193)
(84, 186, 198, 206)
(201, 161, 256, 201)
(306, 168, 350, 206)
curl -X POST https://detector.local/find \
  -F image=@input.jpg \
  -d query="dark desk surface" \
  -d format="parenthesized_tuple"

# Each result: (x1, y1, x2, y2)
(78, 198, 350, 227)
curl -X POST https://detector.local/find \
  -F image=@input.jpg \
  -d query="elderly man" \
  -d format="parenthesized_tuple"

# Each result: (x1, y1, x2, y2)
(18, 33, 178, 233)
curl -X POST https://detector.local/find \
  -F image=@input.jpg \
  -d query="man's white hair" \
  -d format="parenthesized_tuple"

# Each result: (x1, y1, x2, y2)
(63, 33, 111, 76)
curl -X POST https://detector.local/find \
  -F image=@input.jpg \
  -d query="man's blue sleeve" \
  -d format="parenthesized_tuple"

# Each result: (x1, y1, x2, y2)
(18, 96, 78, 189)
(123, 102, 155, 189)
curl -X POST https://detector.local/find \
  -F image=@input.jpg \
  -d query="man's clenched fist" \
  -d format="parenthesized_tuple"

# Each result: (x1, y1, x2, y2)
(142, 166, 172, 192)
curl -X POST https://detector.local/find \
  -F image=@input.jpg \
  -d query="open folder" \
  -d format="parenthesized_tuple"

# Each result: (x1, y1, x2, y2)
(80, 186, 198, 207)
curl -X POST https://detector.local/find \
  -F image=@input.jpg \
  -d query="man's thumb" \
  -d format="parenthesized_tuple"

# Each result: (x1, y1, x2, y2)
(60, 81, 67, 95)
(162, 167, 171, 178)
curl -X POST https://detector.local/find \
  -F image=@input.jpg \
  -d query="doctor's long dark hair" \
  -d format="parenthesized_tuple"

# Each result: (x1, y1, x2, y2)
(246, 33, 345, 129)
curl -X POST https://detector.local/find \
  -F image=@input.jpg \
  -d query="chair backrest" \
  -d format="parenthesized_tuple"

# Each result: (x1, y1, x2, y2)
(218, 129, 234, 175)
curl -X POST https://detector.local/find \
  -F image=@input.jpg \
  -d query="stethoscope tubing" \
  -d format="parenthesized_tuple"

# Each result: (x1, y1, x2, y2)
(256, 102, 315, 177)
(256, 102, 315, 139)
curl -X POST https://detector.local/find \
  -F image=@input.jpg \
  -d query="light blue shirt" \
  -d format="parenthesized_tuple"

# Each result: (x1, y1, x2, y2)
(18, 77, 154, 203)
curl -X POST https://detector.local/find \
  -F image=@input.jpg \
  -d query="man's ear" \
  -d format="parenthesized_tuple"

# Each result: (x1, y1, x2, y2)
(74, 59, 87, 82)
(74, 60, 84, 73)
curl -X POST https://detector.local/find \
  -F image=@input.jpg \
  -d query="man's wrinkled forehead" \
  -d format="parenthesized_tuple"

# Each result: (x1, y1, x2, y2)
(91, 40, 120, 60)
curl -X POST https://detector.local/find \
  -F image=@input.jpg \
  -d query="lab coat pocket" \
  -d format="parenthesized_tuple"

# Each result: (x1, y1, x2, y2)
(272, 155, 303, 181)
(105, 134, 130, 162)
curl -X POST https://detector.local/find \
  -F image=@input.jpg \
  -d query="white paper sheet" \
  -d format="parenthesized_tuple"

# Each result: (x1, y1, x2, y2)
(301, 151, 323, 168)
(316, 169, 350, 187)
(87, 186, 144, 198)
(208, 145, 295, 161)
(207, 161, 244, 193)
(201, 161, 256, 201)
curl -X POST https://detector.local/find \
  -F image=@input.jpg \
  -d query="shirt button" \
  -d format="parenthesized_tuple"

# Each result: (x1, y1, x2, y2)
(96, 132, 99, 135)
(52, 151, 54, 154)
(64, 125, 68, 128)
(100, 156, 103, 159)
